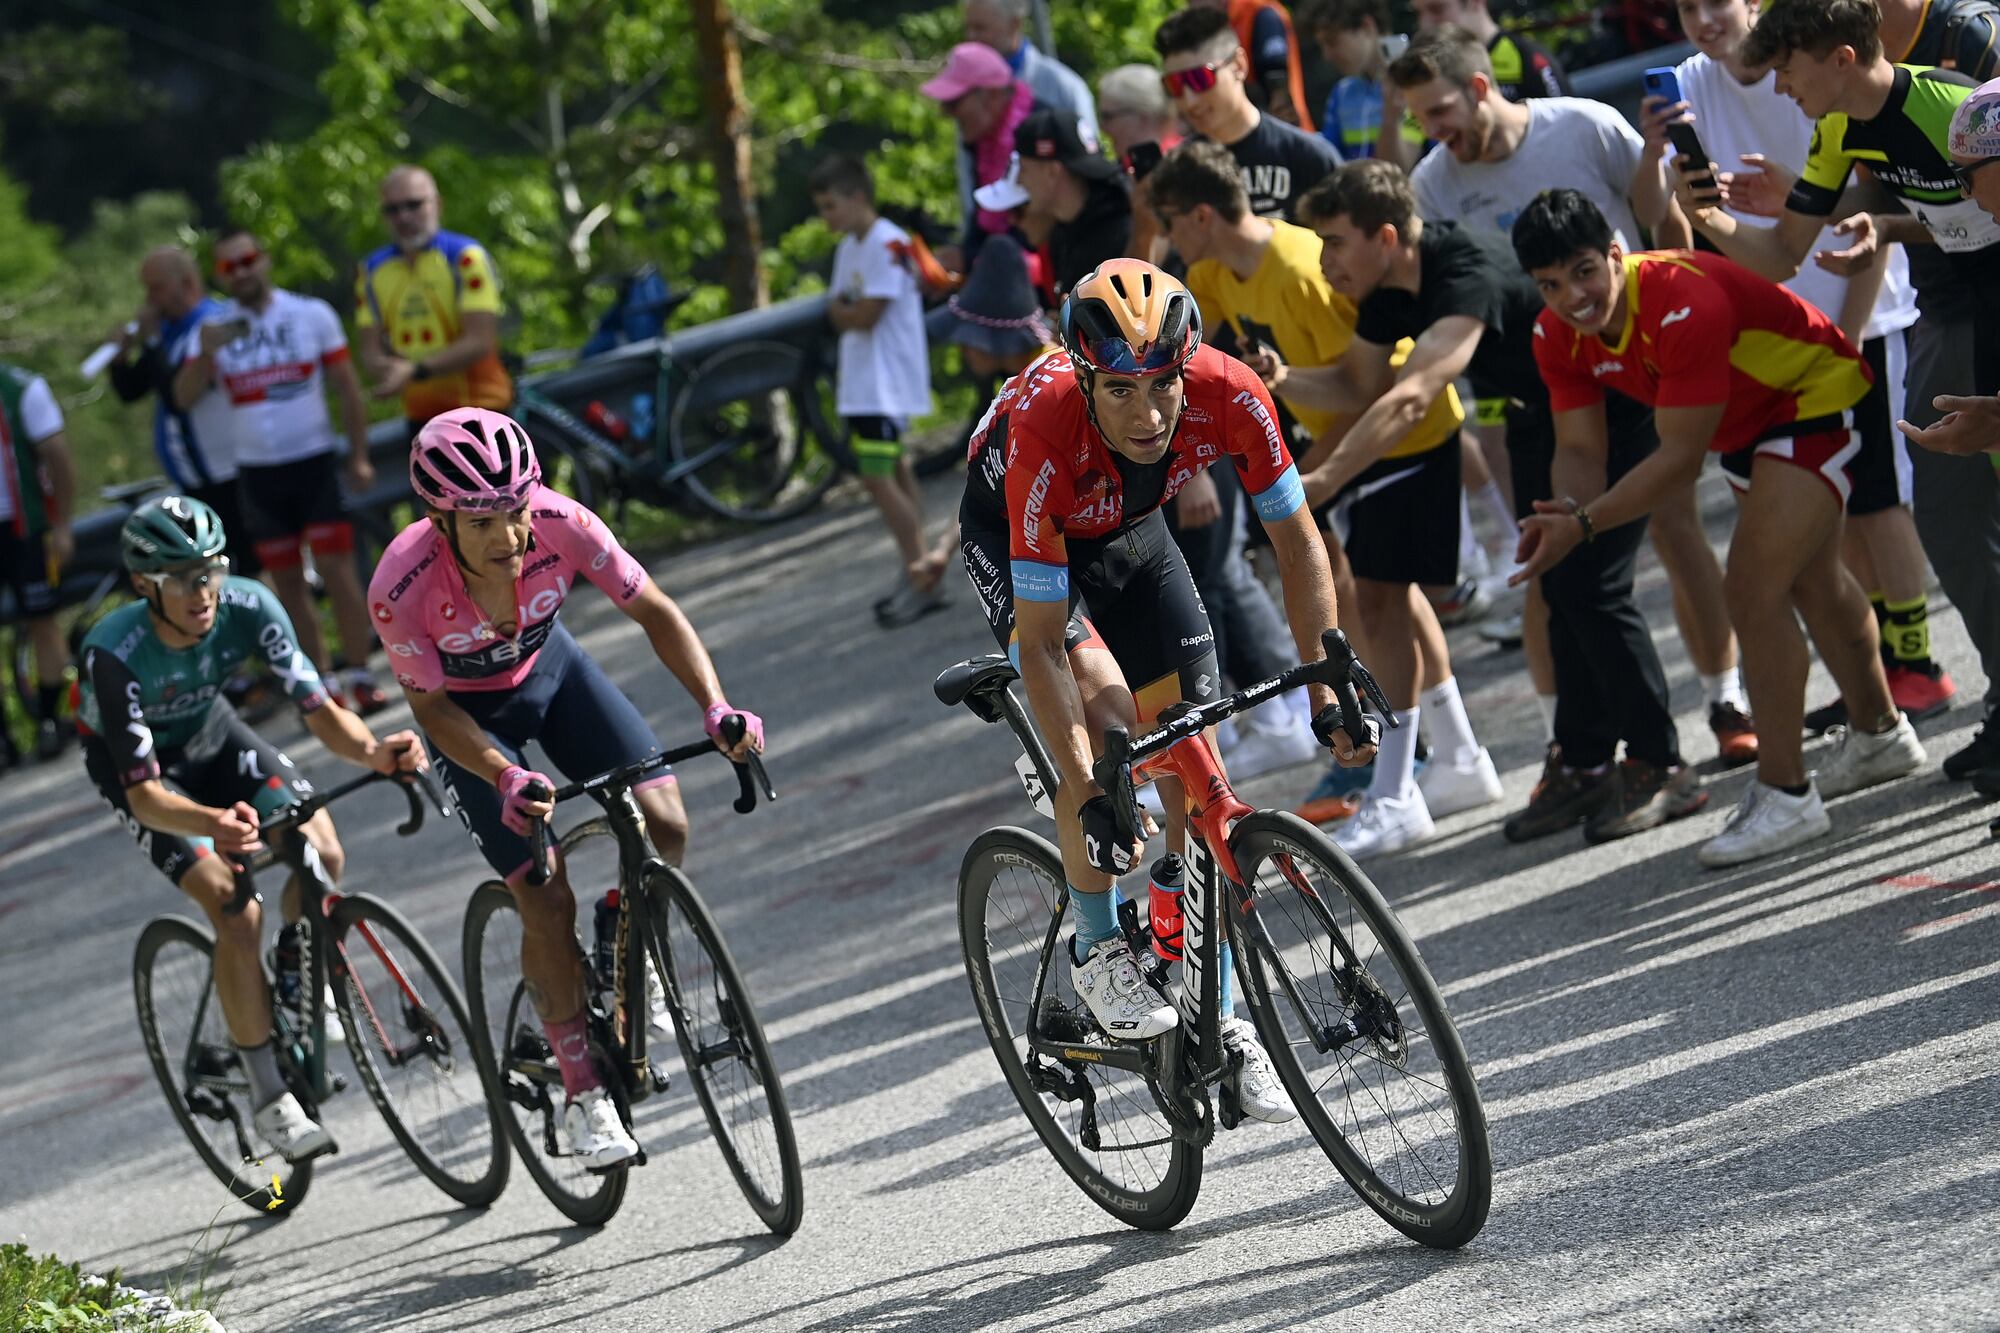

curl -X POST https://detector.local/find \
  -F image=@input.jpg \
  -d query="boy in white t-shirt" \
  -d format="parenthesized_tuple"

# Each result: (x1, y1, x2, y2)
(1642, 0, 1955, 725)
(810, 156, 941, 629)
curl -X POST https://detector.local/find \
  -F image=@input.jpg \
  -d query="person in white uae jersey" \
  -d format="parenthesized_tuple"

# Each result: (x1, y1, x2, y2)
(172, 229, 389, 714)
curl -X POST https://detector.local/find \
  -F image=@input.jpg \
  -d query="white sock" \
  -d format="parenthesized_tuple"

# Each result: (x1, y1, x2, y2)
(1536, 693, 1558, 743)
(1367, 706, 1421, 801)
(1457, 492, 1484, 578)
(1422, 677, 1480, 766)
(1476, 480, 1513, 545)
(1699, 668, 1747, 711)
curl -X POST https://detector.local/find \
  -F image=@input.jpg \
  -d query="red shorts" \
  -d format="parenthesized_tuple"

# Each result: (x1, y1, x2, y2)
(1718, 414, 1860, 508)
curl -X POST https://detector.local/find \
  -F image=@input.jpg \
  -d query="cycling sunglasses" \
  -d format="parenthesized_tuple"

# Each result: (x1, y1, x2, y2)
(1161, 62, 1223, 98)
(214, 249, 263, 276)
(142, 557, 230, 597)
(1955, 156, 2000, 189)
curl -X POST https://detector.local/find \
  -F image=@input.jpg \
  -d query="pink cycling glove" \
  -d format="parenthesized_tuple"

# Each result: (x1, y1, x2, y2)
(497, 764, 553, 836)
(704, 701, 765, 751)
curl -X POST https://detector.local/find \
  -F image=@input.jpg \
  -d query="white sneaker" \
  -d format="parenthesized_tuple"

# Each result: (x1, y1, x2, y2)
(1220, 1017, 1297, 1124)
(645, 964, 677, 1042)
(1071, 936, 1178, 1041)
(562, 1087, 640, 1170)
(1814, 715, 1925, 798)
(1476, 612, 1525, 646)
(1697, 781, 1831, 868)
(1333, 787, 1436, 860)
(1225, 698, 1320, 780)
(252, 1092, 336, 1163)
(1416, 745, 1503, 818)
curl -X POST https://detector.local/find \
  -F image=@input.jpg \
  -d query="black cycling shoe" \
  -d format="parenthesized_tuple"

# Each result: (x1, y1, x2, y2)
(33, 717, 67, 762)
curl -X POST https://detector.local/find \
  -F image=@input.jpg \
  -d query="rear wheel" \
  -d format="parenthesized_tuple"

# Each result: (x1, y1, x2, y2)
(330, 893, 507, 1207)
(1226, 812, 1491, 1249)
(957, 827, 1203, 1231)
(462, 882, 626, 1226)
(668, 340, 842, 524)
(644, 864, 803, 1235)
(132, 916, 313, 1215)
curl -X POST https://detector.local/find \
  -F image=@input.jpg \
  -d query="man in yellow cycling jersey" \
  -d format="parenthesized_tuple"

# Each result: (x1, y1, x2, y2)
(354, 164, 513, 427)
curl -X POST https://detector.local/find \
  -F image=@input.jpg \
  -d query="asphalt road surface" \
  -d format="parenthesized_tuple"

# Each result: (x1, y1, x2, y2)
(5, 470, 1998, 1332)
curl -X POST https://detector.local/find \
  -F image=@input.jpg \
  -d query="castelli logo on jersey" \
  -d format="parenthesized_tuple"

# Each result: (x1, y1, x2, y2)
(372, 602, 393, 623)
(575, 509, 592, 529)
(440, 601, 457, 621)
(397, 673, 418, 688)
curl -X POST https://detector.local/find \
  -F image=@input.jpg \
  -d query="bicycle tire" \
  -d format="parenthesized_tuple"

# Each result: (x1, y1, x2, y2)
(957, 827, 1203, 1231)
(642, 863, 804, 1235)
(1226, 812, 1491, 1249)
(462, 882, 627, 1226)
(668, 340, 841, 525)
(132, 915, 314, 1215)
(329, 893, 508, 1208)
(517, 404, 603, 512)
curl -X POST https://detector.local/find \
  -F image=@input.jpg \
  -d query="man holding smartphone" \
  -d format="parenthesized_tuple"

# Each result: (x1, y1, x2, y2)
(1646, 0, 1950, 732)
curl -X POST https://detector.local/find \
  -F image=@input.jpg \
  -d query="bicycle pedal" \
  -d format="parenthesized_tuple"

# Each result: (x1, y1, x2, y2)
(649, 1066, 672, 1095)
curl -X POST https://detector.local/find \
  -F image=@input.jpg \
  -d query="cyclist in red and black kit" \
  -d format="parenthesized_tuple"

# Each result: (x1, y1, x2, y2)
(958, 259, 1370, 1124)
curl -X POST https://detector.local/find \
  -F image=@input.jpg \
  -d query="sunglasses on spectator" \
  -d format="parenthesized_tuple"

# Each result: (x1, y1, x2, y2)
(142, 558, 230, 597)
(381, 197, 432, 216)
(213, 250, 262, 276)
(1956, 157, 2000, 189)
(1161, 63, 1223, 98)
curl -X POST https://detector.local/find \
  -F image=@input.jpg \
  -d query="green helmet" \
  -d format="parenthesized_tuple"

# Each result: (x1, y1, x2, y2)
(122, 496, 227, 573)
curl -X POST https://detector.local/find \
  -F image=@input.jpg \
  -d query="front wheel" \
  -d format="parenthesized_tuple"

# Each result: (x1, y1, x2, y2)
(667, 340, 842, 524)
(1226, 812, 1491, 1248)
(958, 827, 1203, 1231)
(462, 882, 627, 1227)
(644, 864, 803, 1235)
(132, 916, 314, 1215)
(330, 893, 508, 1207)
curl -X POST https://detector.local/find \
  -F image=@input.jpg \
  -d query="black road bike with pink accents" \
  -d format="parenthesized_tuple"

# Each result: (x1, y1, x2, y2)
(938, 630, 1492, 1244)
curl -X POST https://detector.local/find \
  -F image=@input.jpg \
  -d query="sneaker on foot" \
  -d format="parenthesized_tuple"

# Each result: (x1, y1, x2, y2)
(876, 579, 949, 629)
(1944, 706, 2000, 780)
(1708, 702, 1758, 767)
(1225, 698, 1320, 780)
(1503, 749, 1614, 843)
(563, 1087, 640, 1170)
(1416, 746, 1503, 818)
(1295, 758, 1372, 823)
(1698, 781, 1830, 868)
(1815, 714, 1925, 798)
(253, 1092, 337, 1163)
(1220, 1017, 1297, 1124)
(645, 963, 677, 1041)
(345, 669, 389, 717)
(33, 717, 67, 762)
(1476, 611, 1524, 648)
(1886, 663, 1956, 721)
(1429, 577, 1490, 628)
(1584, 758, 1708, 844)
(1333, 788, 1436, 860)
(1071, 935, 1178, 1040)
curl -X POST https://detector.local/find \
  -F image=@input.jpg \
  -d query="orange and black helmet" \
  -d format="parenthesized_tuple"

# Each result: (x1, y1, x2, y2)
(1059, 259, 1203, 377)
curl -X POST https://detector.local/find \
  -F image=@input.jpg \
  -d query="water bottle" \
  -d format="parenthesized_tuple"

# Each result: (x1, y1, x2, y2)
(273, 922, 304, 1010)
(1148, 854, 1186, 962)
(628, 393, 656, 448)
(584, 400, 630, 443)
(592, 890, 621, 997)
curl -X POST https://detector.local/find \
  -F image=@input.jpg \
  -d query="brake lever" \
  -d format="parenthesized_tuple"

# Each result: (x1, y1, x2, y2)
(718, 715, 776, 814)
(1091, 725, 1140, 848)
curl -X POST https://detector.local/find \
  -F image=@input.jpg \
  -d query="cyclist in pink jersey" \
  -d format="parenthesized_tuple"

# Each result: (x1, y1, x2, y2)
(369, 407, 764, 1169)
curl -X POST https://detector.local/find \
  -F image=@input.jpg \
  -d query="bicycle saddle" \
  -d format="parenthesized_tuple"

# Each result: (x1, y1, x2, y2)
(933, 655, 1018, 715)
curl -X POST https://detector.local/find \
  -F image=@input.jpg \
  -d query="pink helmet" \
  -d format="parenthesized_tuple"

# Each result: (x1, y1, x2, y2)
(410, 407, 542, 512)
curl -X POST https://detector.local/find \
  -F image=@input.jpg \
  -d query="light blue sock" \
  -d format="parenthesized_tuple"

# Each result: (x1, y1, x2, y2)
(1069, 885, 1122, 964)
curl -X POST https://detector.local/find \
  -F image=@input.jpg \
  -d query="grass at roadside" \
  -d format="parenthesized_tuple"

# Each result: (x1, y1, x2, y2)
(1, 1243, 139, 1331)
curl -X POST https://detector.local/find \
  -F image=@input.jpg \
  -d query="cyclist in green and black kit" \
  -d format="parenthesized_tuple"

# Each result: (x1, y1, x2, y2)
(1675, 0, 2000, 793)
(77, 496, 425, 1161)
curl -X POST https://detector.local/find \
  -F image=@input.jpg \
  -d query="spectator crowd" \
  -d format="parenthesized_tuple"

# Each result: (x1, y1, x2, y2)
(4, 0, 2000, 878)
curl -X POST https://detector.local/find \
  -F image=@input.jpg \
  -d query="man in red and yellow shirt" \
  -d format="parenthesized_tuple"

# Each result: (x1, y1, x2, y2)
(355, 164, 512, 427)
(1509, 189, 1923, 870)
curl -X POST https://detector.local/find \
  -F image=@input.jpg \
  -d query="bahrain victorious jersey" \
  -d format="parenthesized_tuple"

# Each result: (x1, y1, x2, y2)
(961, 343, 1305, 603)
(1532, 251, 1872, 454)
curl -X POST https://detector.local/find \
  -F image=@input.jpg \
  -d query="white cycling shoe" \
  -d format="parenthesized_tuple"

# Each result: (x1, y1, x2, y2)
(253, 1092, 337, 1163)
(563, 1087, 640, 1171)
(1072, 936, 1178, 1041)
(1221, 1017, 1297, 1124)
